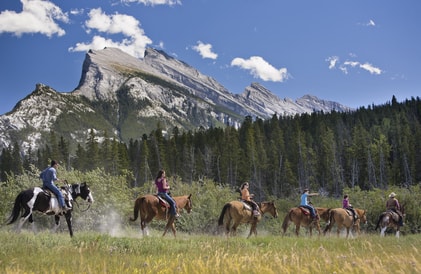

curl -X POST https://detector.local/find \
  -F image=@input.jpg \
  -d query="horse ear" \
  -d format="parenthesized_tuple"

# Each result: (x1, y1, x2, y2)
(188, 194, 192, 199)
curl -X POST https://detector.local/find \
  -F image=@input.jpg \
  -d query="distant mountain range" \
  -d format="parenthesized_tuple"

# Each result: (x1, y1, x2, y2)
(0, 47, 352, 152)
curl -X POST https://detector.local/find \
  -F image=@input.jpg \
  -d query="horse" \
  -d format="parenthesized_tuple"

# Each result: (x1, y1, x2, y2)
(323, 208, 367, 238)
(281, 207, 330, 237)
(375, 205, 405, 238)
(218, 200, 278, 238)
(130, 194, 192, 237)
(7, 182, 94, 237)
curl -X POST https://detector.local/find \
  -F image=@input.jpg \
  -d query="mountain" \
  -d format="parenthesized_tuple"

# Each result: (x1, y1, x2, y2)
(0, 47, 352, 153)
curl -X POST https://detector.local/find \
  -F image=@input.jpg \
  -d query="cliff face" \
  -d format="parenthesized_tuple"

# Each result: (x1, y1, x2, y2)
(0, 47, 352, 152)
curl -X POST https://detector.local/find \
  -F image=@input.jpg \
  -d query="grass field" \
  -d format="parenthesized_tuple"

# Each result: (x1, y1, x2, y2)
(0, 229, 419, 274)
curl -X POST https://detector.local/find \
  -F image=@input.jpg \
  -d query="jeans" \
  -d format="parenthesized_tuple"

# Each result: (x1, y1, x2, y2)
(158, 192, 177, 215)
(301, 205, 316, 217)
(43, 181, 65, 207)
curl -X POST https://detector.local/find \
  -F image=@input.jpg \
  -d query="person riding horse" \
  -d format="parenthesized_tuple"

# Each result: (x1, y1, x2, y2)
(155, 169, 179, 218)
(386, 192, 403, 226)
(40, 160, 71, 212)
(342, 194, 357, 222)
(240, 182, 260, 217)
(300, 189, 319, 220)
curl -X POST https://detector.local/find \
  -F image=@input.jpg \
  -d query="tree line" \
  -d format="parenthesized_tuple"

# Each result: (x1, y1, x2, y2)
(1, 95, 420, 200)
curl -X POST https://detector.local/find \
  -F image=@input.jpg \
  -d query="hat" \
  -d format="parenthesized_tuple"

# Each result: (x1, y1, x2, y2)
(389, 192, 396, 198)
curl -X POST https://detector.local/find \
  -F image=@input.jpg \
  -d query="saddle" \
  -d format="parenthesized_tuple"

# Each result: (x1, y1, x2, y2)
(156, 195, 170, 208)
(345, 209, 354, 217)
(41, 187, 68, 199)
(298, 206, 311, 215)
(239, 200, 253, 211)
(386, 210, 400, 222)
(240, 200, 260, 217)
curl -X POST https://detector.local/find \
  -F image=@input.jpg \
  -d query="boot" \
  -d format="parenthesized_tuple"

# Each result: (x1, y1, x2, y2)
(62, 205, 72, 212)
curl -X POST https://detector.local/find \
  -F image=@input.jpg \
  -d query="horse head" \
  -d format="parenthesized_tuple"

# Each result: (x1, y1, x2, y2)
(71, 182, 94, 205)
(356, 208, 368, 225)
(260, 201, 278, 218)
(184, 194, 193, 213)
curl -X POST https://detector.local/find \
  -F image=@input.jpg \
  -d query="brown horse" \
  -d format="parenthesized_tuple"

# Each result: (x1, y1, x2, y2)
(218, 201, 278, 238)
(281, 207, 330, 237)
(130, 194, 192, 237)
(375, 205, 405, 238)
(323, 208, 367, 238)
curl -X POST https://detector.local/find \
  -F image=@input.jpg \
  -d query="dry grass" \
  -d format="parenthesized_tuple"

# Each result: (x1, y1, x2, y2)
(0, 230, 419, 273)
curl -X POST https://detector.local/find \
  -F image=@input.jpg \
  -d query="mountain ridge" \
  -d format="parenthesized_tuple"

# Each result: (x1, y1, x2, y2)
(0, 47, 352, 153)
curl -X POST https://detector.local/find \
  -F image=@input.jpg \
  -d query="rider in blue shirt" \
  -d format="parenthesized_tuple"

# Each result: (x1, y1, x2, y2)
(300, 188, 319, 219)
(40, 160, 71, 212)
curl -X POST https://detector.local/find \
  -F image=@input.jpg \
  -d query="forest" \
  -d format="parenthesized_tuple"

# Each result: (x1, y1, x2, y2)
(1, 95, 421, 201)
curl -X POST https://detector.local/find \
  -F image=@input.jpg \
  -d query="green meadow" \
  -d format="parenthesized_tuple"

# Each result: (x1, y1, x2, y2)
(0, 230, 419, 274)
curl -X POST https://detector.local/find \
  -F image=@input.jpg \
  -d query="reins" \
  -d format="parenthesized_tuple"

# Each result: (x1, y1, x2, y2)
(72, 199, 91, 212)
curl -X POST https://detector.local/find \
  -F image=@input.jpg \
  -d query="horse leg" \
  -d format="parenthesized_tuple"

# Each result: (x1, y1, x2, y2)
(64, 212, 73, 237)
(163, 217, 176, 237)
(315, 222, 321, 237)
(247, 223, 257, 239)
(52, 215, 61, 233)
(224, 218, 232, 237)
(295, 225, 300, 236)
(140, 218, 149, 236)
(171, 222, 177, 237)
(380, 226, 387, 237)
(231, 222, 240, 236)
(17, 209, 32, 233)
(395, 228, 400, 238)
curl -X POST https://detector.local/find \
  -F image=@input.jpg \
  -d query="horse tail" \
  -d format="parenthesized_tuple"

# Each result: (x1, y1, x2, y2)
(130, 196, 144, 222)
(7, 191, 24, 224)
(323, 209, 335, 234)
(281, 209, 292, 233)
(218, 203, 231, 226)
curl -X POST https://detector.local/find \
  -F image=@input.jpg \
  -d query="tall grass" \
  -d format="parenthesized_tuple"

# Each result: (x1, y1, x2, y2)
(0, 230, 419, 273)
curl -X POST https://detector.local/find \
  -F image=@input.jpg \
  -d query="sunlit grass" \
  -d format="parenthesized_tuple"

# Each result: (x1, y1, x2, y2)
(0, 230, 419, 273)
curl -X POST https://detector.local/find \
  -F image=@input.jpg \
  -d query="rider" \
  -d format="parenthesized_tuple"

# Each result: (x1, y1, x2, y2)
(155, 169, 179, 218)
(300, 188, 319, 220)
(342, 194, 357, 221)
(40, 160, 71, 212)
(240, 182, 260, 217)
(386, 192, 403, 226)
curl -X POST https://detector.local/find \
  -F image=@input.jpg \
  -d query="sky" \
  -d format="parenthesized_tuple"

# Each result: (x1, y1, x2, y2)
(0, 0, 420, 115)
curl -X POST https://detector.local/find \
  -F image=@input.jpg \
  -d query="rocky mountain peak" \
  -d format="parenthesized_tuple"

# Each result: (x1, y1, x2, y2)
(0, 46, 352, 153)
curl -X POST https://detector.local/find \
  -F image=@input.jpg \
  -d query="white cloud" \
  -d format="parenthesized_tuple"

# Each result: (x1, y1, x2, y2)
(343, 61, 359, 67)
(360, 62, 382, 75)
(328, 56, 383, 75)
(0, 0, 68, 37)
(367, 19, 376, 27)
(326, 56, 339, 69)
(121, 0, 181, 6)
(192, 41, 218, 60)
(69, 8, 152, 58)
(231, 56, 289, 82)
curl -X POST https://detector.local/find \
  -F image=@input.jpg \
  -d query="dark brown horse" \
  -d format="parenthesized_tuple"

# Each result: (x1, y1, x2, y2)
(218, 201, 278, 238)
(323, 208, 367, 238)
(281, 207, 330, 237)
(375, 205, 405, 238)
(130, 194, 192, 237)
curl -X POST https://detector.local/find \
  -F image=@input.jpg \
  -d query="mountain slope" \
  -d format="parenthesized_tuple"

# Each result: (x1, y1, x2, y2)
(0, 47, 352, 152)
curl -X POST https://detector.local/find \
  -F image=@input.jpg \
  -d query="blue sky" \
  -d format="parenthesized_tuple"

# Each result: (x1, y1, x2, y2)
(0, 0, 420, 115)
